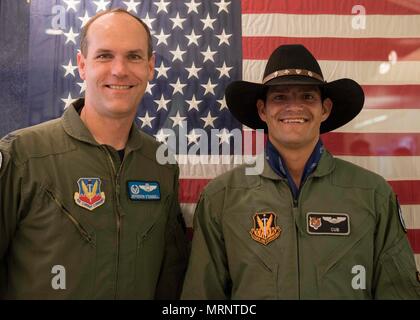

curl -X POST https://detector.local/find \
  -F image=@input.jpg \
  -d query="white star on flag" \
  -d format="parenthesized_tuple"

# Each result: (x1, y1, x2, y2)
(154, 95, 170, 112)
(154, 129, 171, 144)
(201, 111, 217, 128)
(78, 11, 91, 28)
(123, 0, 140, 13)
(170, 13, 186, 29)
(63, 0, 80, 12)
(93, 0, 110, 12)
(201, 79, 217, 95)
(77, 81, 87, 94)
(170, 45, 186, 62)
(214, 0, 230, 13)
(146, 82, 155, 95)
(216, 128, 233, 144)
(138, 111, 156, 128)
(217, 97, 228, 110)
(216, 62, 233, 78)
(154, 30, 170, 46)
(154, 0, 170, 14)
(216, 30, 232, 46)
(201, 46, 216, 62)
(155, 63, 170, 78)
(187, 129, 201, 145)
(185, 0, 201, 14)
(185, 30, 202, 46)
(61, 92, 77, 109)
(185, 62, 201, 79)
(142, 13, 155, 30)
(170, 78, 187, 95)
(201, 14, 216, 30)
(186, 95, 201, 111)
(62, 60, 78, 77)
(63, 27, 79, 45)
(170, 111, 187, 128)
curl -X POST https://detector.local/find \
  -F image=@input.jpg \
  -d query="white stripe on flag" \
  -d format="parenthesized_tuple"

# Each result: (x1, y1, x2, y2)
(402, 205, 420, 229)
(243, 60, 420, 85)
(335, 109, 420, 133)
(242, 14, 420, 38)
(337, 156, 420, 180)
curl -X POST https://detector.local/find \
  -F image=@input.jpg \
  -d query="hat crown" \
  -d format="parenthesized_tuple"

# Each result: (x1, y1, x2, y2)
(263, 44, 324, 80)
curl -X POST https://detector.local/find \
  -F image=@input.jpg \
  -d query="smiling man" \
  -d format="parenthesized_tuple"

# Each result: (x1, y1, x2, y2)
(0, 9, 188, 299)
(181, 44, 420, 299)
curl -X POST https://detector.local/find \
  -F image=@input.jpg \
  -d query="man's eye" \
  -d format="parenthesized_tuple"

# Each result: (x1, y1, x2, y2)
(96, 54, 112, 60)
(273, 95, 287, 101)
(128, 54, 142, 60)
(303, 93, 315, 100)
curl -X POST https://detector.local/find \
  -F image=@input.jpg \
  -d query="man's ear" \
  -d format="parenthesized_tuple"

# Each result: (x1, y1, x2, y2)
(77, 51, 86, 80)
(321, 98, 333, 122)
(147, 54, 156, 81)
(256, 99, 267, 123)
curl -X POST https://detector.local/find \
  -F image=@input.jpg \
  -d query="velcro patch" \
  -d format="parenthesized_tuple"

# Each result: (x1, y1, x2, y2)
(128, 181, 160, 200)
(307, 212, 350, 236)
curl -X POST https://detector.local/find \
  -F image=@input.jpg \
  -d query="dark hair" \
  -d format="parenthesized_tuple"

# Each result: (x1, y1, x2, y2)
(80, 8, 153, 58)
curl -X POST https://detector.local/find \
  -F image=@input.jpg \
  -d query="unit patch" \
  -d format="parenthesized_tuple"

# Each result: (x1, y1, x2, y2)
(250, 212, 281, 245)
(128, 181, 160, 200)
(74, 178, 105, 211)
(307, 212, 350, 235)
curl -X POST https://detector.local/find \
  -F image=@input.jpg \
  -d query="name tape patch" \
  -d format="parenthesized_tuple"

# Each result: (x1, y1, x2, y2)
(307, 212, 350, 236)
(128, 181, 160, 200)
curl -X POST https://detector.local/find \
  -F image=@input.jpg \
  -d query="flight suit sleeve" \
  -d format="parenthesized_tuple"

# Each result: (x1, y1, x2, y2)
(0, 147, 21, 295)
(181, 190, 231, 300)
(373, 191, 420, 299)
(154, 165, 190, 299)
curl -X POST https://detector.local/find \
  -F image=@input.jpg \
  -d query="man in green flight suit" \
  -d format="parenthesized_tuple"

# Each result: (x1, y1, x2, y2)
(0, 9, 188, 299)
(181, 44, 420, 299)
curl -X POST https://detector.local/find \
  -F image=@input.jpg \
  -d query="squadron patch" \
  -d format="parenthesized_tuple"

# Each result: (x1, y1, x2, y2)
(74, 178, 105, 211)
(250, 212, 281, 245)
(127, 181, 160, 200)
(307, 212, 350, 235)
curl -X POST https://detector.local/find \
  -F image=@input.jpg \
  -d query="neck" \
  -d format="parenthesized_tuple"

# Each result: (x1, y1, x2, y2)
(80, 106, 133, 150)
(271, 139, 319, 187)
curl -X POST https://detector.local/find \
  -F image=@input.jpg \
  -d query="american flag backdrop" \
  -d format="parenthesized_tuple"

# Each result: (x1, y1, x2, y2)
(0, 0, 419, 268)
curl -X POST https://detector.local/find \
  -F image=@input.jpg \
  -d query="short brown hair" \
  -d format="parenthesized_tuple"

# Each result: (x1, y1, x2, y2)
(80, 8, 153, 58)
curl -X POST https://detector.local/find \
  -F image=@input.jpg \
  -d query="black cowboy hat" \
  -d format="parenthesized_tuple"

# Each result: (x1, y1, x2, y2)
(225, 44, 364, 133)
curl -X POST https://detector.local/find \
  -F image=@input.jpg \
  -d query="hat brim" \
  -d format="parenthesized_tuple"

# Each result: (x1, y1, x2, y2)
(225, 78, 364, 134)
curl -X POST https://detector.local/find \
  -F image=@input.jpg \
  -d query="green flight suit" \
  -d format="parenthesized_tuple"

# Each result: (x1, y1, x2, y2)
(181, 150, 420, 299)
(0, 99, 189, 299)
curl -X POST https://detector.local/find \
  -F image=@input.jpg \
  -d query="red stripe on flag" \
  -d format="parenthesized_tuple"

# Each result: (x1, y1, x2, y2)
(389, 181, 420, 204)
(242, 37, 420, 61)
(241, 0, 420, 14)
(407, 229, 420, 253)
(363, 85, 420, 109)
(179, 179, 210, 203)
(323, 132, 420, 156)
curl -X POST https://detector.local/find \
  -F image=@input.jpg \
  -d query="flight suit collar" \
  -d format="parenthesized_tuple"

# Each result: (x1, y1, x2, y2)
(62, 98, 143, 151)
(260, 144, 335, 180)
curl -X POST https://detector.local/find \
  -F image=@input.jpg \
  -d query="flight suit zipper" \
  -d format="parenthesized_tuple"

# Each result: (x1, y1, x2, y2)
(102, 146, 124, 299)
(44, 189, 93, 244)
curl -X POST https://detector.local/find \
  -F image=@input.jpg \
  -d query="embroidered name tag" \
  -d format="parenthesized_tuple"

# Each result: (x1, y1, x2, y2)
(307, 212, 350, 235)
(127, 181, 161, 200)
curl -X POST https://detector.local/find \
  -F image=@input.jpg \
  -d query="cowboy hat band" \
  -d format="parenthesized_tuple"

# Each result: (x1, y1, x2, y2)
(225, 44, 365, 134)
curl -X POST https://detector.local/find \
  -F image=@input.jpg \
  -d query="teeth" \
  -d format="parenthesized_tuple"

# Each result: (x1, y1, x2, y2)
(108, 85, 131, 90)
(281, 119, 306, 123)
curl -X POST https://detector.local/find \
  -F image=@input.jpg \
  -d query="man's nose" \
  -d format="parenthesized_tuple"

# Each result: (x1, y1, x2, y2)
(111, 57, 128, 77)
